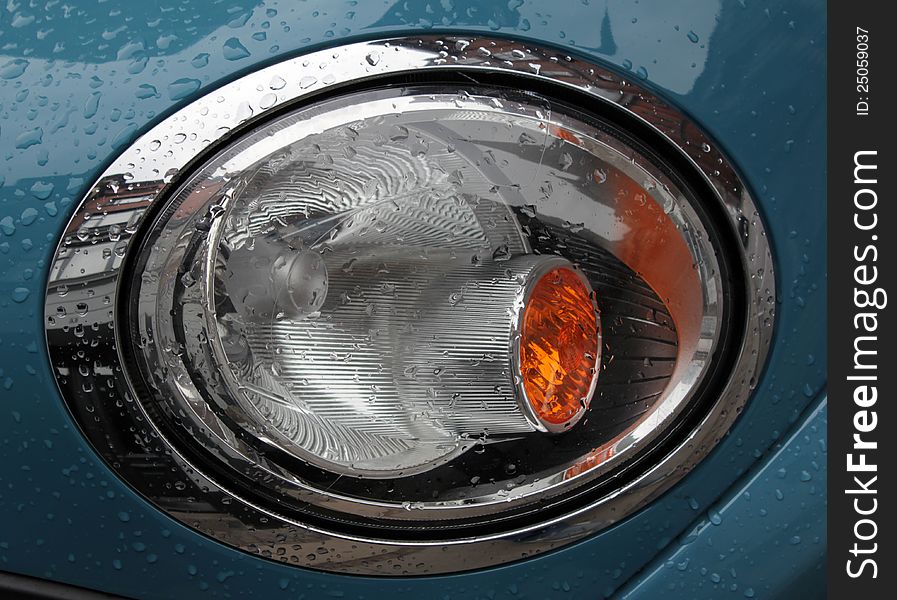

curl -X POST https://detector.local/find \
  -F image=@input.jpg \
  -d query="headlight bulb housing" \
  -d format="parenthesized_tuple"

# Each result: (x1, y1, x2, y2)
(45, 37, 775, 575)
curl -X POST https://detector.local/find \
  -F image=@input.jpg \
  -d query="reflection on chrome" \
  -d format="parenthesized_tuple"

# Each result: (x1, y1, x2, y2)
(45, 36, 775, 575)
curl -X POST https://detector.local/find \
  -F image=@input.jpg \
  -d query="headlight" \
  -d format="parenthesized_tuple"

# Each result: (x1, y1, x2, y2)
(46, 37, 774, 574)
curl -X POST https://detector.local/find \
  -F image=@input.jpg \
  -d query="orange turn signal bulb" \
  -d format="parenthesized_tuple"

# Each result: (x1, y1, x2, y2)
(520, 267, 600, 428)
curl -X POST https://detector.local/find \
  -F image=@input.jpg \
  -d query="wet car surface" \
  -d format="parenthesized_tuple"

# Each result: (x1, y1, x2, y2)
(0, 1, 825, 598)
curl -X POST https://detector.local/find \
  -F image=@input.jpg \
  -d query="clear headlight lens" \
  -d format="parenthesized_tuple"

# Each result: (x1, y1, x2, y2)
(46, 37, 775, 574)
(130, 83, 722, 519)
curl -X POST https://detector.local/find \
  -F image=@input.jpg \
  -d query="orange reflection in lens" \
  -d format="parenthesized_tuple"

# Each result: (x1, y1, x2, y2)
(563, 444, 616, 479)
(520, 267, 600, 427)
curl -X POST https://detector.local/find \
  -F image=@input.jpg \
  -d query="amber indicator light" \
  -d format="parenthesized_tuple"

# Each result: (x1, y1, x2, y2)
(520, 267, 600, 427)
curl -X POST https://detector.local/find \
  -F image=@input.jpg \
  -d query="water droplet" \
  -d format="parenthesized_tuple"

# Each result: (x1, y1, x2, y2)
(20, 207, 39, 226)
(83, 92, 101, 118)
(30, 181, 54, 199)
(0, 58, 29, 79)
(223, 38, 251, 61)
(168, 78, 201, 101)
(135, 84, 158, 99)
(15, 127, 43, 149)
(492, 245, 512, 261)
(558, 153, 573, 171)
(191, 53, 210, 68)
(389, 125, 409, 141)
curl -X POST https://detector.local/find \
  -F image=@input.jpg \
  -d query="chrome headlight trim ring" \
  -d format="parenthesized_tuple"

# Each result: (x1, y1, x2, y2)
(44, 36, 775, 575)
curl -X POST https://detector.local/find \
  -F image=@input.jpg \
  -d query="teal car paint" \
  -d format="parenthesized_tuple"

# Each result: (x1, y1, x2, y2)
(0, 1, 825, 598)
(619, 397, 827, 599)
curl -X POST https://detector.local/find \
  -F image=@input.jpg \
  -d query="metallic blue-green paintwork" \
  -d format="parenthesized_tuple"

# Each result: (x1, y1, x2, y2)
(620, 397, 827, 600)
(0, 1, 825, 598)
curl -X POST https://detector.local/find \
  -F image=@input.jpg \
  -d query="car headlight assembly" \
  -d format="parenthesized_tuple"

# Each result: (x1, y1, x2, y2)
(46, 37, 774, 574)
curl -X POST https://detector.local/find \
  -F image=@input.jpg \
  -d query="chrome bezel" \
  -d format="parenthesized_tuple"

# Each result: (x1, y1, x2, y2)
(44, 36, 775, 575)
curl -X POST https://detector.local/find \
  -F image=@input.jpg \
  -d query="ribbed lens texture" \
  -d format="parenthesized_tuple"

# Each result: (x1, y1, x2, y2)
(211, 107, 553, 475)
(131, 84, 723, 512)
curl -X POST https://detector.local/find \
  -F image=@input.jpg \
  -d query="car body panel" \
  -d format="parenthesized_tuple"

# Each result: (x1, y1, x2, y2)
(0, 0, 825, 598)
(619, 396, 827, 600)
